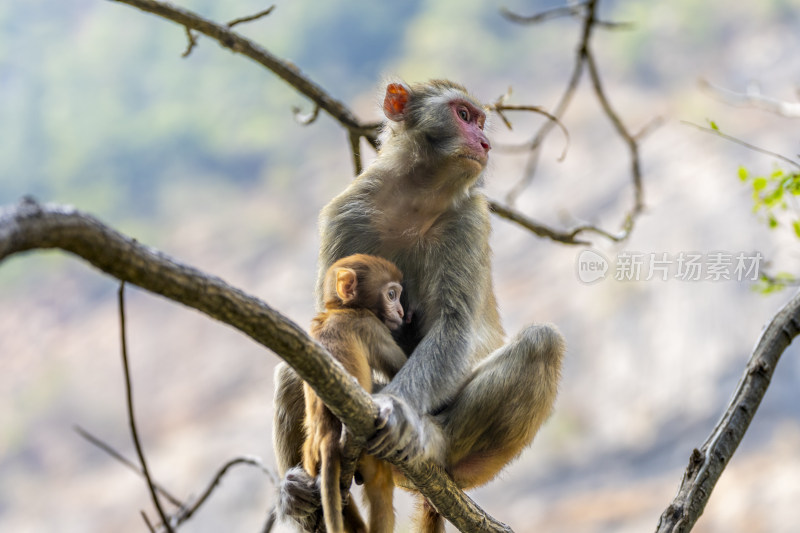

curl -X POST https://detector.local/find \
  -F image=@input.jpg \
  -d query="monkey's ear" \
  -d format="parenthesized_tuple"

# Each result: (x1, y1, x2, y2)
(335, 268, 358, 303)
(383, 82, 410, 122)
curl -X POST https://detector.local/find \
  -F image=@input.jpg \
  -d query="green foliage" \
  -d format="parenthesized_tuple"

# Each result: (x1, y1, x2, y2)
(753, 272, 799, 295)
(737, 163, 800, 293)
(737, 164, 800, 236)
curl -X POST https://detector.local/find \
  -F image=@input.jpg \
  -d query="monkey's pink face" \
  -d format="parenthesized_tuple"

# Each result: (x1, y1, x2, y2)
(450, 100, 491, 168)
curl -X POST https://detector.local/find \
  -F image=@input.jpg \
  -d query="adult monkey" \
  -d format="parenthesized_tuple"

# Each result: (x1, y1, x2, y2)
(275, 79, 565, 531)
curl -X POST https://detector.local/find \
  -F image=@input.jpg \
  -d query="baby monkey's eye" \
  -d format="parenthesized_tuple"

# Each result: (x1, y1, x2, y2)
(458, 107, 470, 122)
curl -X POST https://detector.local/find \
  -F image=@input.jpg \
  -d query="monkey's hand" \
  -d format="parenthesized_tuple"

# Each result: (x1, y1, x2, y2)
(367, 394, 445, 465)
(278, 466, 322, 531)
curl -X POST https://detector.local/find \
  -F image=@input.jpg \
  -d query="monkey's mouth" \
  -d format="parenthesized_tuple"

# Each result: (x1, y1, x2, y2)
(387, 317, 404, 330)
(459, 154, 488, 167)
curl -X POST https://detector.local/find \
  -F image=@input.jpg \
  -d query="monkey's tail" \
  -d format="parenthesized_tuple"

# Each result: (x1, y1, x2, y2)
(416, 496, 445, 533)
(320, 439, 344, 533)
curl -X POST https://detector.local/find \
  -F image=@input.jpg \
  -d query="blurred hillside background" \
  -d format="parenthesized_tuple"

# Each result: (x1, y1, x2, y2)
(1, 0, 799, 531)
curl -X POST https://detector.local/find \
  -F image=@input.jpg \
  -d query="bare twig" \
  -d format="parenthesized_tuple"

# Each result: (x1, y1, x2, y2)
(503, 35, 585, 202)
(634, 115, 665, 141)
(489, 199, 629, 244)
(181, 26, 197, 58)
(500, 2, 632, 29)
(227, 5, 276, 29)
(118, 282, 175, 532)
(500, 3, 584, 25)
(489, 94, 570, 161)
(500, 0, 647, 243)
(682, 121, 800, 170)
(74, 425, 184, 508)
(292, 104, 321, 126)
(700, 79, 800, 118)
(141, 511, 156, 533)
(0, 199, 512, 533)
(584, 40, 644, 215)
(656, 289, 800, 532)
(74, 424, 278, 528)
(175, 456, 275, 525)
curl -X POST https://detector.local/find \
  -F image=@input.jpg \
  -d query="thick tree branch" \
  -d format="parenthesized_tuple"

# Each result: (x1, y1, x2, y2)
(655, 289, 800, 533)
(0, 199, 511, 533)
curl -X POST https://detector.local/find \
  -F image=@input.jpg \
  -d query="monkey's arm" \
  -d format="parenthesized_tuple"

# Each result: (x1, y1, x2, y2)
(370, 203, 494, 463)
(383, 204, 492, 413)
(359, 319, 408, 379)
(367, 317, 472, 465)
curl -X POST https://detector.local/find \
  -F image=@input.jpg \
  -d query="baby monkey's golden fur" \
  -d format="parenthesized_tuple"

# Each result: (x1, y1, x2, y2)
(303, 254, 407, 533)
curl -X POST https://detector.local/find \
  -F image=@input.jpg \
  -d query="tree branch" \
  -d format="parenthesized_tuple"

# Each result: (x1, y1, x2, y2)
(74, 425, 184, 508)
(655, 289, 800, 532)
(109, 0, 379, 145)
(0, 198, 511, 533)
(118, 282, 175, 532)
(700, 79, 800, 119)
(489, 199, 631, 245)
(226, 5, 275, 29)
(682, 121, 800, 170)
(501, 0, 650, 243)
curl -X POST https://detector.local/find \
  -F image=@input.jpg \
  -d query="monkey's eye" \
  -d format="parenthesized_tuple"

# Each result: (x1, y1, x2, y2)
(387, 289, 397, 300)
(457, 107, 470, 122)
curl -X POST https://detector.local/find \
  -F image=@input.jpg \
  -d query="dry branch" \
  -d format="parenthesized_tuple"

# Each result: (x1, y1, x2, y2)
(488, 199, 629, 245)
(118, 282, 175, 532)
(0, 199, 511, 533)
(700, 79, 800, 118)
(501, 0, 648, 243)
(76, 423, 278, 530)
(110, 0, 379, 145)
(682, 121, 800, 171)
(226, 5, 275, 29)
(655, 289, 800, 532)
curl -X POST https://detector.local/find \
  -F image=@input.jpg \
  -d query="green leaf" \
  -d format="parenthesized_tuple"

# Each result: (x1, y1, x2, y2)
(753, 177, 768, 191)
(788, 174, 800, 195)
(764, 186, 784, 207)
(768, 214, 778, 228)
(738, 166, 749, 181)
(709, 120, 719, 131)
(793, 220, 800, 239)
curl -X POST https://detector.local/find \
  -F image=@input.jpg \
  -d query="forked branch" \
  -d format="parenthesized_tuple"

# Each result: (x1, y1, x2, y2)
(0, 199, 511, 533)
(501, 0, 650, 242)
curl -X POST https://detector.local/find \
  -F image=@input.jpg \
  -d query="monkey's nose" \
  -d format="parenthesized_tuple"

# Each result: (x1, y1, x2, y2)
(479, 133, 491, 152)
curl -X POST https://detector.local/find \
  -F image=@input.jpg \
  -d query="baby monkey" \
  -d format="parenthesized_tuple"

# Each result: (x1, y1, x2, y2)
(303, 253, 408, 533)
